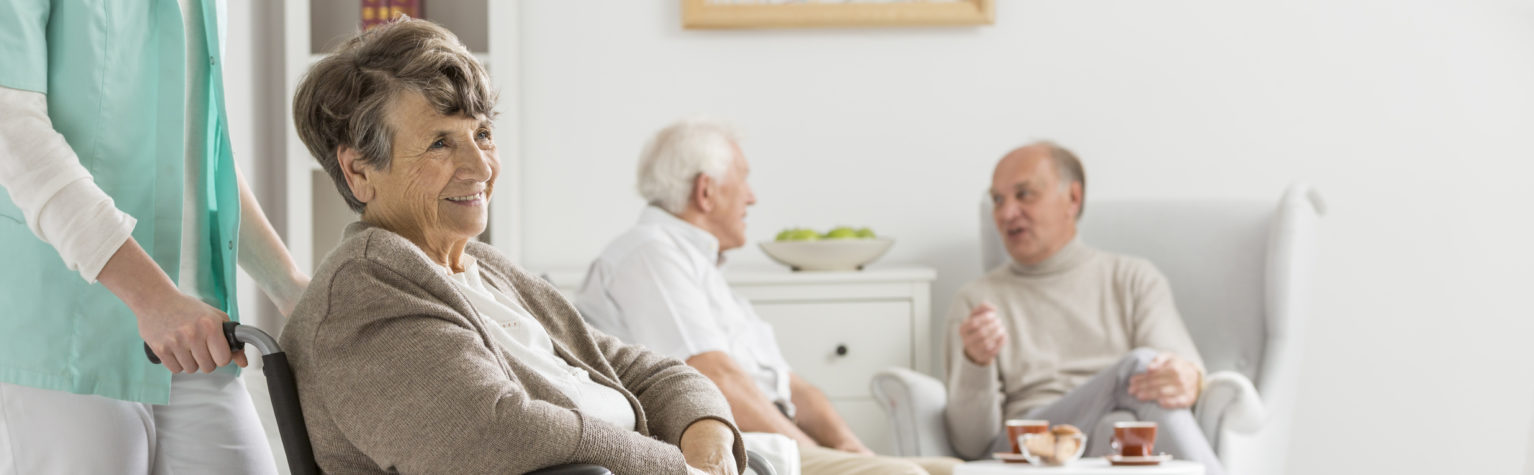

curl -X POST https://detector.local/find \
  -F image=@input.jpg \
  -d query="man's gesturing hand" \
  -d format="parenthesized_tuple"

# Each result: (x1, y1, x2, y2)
(959, 303, 1007, 366)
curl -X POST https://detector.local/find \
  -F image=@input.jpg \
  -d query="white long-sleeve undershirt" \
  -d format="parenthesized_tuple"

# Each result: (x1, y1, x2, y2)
(0, 86, 137, 283)
(0, 0, 216, 289)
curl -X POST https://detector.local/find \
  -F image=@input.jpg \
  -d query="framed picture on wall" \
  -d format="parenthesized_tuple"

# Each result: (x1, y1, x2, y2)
(682, 0, 995, 29)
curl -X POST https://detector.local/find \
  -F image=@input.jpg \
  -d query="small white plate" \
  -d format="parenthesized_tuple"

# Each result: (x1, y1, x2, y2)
(991, 452, 1032, 464)
(1106, 453, 1174, 466)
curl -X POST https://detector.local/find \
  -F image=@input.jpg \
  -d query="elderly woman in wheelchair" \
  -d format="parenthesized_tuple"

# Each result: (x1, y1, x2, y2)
(279, 19, 758, 474)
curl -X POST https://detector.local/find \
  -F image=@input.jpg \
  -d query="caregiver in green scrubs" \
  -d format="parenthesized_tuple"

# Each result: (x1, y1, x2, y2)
(0, 0, 308, 473)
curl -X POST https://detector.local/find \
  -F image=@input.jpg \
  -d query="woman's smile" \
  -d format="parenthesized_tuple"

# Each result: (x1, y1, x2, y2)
(444, 191, 486, 206)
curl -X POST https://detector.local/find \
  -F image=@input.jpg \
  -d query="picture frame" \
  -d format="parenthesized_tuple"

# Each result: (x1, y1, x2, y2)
(681, 0, 995, 29)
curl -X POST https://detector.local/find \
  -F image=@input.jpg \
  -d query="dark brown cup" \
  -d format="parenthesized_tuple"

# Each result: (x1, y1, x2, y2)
(1005, 419, 1049, 454)
(1112, 421, 1158, 457)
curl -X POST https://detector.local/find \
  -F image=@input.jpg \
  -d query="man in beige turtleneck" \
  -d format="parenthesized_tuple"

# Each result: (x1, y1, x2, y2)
(943, 142, 1225, 475)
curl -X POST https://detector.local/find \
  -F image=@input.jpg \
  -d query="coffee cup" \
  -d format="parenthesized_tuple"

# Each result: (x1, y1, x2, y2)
(1111, 421, 1158, 457)
(1004, 419, 1049, 454)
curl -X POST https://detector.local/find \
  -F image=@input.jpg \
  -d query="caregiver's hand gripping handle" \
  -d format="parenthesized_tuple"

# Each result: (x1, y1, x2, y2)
(145, 321, 245, 371)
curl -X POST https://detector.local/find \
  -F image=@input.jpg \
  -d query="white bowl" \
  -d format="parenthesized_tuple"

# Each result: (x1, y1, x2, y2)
(758, 239, 894, 271)
(1019, 432, 1086, 466)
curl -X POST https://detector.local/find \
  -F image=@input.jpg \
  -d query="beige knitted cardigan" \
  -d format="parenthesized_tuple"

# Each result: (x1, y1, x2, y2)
(280, 222, 745, 474)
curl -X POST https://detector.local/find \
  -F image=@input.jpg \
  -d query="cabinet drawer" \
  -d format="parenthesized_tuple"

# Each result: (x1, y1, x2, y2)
(752, 301, 911, 399)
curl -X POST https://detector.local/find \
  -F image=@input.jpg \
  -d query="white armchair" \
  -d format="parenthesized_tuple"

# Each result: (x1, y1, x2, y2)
(871, 184, 1324, 475)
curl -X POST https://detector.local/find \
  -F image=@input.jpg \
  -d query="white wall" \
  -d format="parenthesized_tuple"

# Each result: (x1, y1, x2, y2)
(515, 1, 1534, 474)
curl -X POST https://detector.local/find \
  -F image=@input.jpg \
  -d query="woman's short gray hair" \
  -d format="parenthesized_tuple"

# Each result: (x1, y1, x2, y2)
(636, 118, 739, 214)
(293, 19, 497, 213)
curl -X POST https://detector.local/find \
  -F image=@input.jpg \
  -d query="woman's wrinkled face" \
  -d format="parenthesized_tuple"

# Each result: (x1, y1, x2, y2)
(359, 90, 498, 247)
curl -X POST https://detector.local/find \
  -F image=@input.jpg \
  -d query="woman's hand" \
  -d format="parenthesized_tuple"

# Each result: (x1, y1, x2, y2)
(679, 418, 737, 475)
(136, 293, 247, 373)
(98, 239, 246, 373)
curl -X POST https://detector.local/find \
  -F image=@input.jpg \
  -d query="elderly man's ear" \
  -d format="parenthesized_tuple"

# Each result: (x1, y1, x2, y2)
(1068, 181, 1083, 217)
(691, 172, 716, 213)
(337, 146, 377, 204)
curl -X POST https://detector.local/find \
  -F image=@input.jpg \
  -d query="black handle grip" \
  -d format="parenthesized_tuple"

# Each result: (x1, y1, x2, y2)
(835, 344, 848, 357)
(145, 321, 244, 364)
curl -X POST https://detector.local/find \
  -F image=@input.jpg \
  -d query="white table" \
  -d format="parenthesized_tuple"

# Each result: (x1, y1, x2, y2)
(955, 458, 1205, 475)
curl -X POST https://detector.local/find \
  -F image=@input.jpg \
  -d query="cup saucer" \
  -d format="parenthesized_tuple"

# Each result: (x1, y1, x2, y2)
(1106, 453, 1174, 466)
(991, 452, 1032, 464)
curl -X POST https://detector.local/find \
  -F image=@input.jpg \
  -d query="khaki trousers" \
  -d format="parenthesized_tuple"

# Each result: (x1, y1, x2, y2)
(798, 442, 960, 475)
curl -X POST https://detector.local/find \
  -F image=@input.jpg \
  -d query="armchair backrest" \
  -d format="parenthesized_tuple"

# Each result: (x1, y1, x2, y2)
(979, 184, 1325, 398)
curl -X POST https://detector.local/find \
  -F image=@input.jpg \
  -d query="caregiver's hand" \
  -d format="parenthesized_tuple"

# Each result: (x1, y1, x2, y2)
(680, 418, 738, 475)
(98, 239, 247, 373)
(136, 294, 246, 373)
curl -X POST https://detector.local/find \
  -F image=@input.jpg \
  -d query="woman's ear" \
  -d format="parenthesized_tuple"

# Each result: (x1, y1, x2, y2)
(692, 173, 715, 213)
(336, 146, 376, 204)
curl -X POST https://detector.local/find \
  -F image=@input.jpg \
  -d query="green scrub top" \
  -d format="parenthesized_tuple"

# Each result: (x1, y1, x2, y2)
(0, 0, 241, 405)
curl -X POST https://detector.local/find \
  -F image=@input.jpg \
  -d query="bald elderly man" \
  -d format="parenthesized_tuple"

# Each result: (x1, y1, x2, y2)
(943, 142, 1226, 475)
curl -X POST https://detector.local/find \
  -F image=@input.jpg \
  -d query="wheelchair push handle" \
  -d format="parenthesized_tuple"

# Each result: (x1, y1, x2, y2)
(141, 321, 319, 475)
(144, 320, 268, 364)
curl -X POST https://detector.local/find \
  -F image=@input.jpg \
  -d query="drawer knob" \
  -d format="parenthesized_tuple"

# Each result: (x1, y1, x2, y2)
(835, 344, 848, 357)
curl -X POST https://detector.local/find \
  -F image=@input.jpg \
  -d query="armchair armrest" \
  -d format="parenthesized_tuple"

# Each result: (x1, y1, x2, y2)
(870, 367, 956, 458)
(1194, 371, 1265, 440)
(746, 449, 778, 475)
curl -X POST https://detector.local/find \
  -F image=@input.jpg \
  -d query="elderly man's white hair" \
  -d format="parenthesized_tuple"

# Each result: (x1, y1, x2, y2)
(636, 118, 740, 214)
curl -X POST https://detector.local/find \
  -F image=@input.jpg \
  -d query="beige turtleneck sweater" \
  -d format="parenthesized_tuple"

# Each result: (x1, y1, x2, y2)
(942, 238, 1204, 459)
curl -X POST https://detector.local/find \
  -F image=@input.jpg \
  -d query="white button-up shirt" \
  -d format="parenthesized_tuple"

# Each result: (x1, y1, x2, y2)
(577, 206, 796, 417)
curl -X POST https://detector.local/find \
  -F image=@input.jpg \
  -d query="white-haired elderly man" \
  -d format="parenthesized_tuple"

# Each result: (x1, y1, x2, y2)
(944, 142, 1225, 474)
(577, 118, 958, 475)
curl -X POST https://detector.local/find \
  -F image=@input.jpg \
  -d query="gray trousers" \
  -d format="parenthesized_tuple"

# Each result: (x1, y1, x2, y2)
(1025, 348, 1226, 475)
